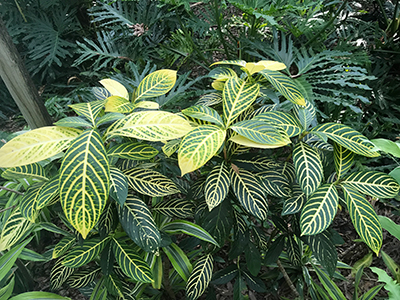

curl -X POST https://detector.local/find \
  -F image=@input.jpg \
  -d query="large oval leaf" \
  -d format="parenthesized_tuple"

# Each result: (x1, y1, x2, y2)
(311, 123, 379, 157)
(205, 162, 230, 211)
(300, 184, 338, 235)
(253, 111, 302, 137)
(107, 142, 158, 161)
(182, 105, 224, 127)
(333, 143, 355, 179)
(186, 255, 214, 300)
(107, 111, 192, 141)
(100, 78, 129, 99)
(136, 69, 177, 100)
(59, 129, 110, 239)
(105, 96, 135, 113)
(342, 171, 400, 199)
(178, 125, 226, 176)
(0, 126, 81, 168)
(63, 237, 109, 268)
(342, 185, 382, 255)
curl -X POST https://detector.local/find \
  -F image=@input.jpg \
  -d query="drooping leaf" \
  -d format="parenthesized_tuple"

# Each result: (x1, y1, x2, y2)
(63, 237, 109, 268)
(109, 167, 128, 207)
(51, 257, 75, 290)
(0, 238, 32, 282)
(108, 143, 158, 161)
(69, 100, 105, 126)
(253, 111, 302, 137)
(67, 268, 101, 288)
(186, 255, 214, 300)
(163, 243, 193, 282)
(0, 208, 33, 252)
(258, 170, 290, 197)
(136, 69, 177, 100)
(153, 199, 194, 219)
(99, 78, 129, 99)
(0, 126, 81, 168)
(37, 175, 60, 209)
(282, 185, 306, 216)
(333, 143, 355, 179)
(342, 185, 382, 255)
(2, 163, 48, 181)
(59, 129, 110, 238)
(205, 162, 230, 211)
(195, 93, 223, 106)
(208, 67, 237, 80)
(182, 105, 224, 127)
(20, 183, 44, 222)
(178, 125, 226, 176)
(162, 139, 181, 157)
(54, 117, 93, 128)
(300, 184, 338, 235)
(117, 196, 161, 253)
(105, 96, 135, 113)
(53, 236, 76, 259)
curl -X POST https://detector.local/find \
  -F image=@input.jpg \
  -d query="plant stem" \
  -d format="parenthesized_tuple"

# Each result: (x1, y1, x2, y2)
(0, 185, 24, 195)
(376, 0, 390, 27)
(277, 259, 300, 298)
(0, 205, 17, 214)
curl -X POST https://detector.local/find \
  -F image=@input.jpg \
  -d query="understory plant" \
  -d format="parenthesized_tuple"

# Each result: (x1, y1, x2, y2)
(0, 60, 399, 299)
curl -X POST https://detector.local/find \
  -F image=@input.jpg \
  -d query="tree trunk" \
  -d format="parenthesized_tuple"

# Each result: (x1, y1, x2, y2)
(0, 17, 52, 129)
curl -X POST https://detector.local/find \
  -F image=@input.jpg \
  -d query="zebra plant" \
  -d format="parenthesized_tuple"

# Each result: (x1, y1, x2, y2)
(0, 60, 398, 299)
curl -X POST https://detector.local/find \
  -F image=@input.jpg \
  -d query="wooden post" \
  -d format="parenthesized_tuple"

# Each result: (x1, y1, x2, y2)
(0, 17, 52, 129)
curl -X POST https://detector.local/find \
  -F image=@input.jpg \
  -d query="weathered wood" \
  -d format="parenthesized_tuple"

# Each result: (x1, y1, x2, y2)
(0, 17, 52, 129)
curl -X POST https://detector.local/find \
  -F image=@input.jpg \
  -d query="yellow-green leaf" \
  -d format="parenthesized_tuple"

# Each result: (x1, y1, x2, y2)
(0, 208, 33, 252)
(63, 237, 109, 268)
(69, 100, 105, 126)
(205, 162, 230, 211)
(229, 134, 288, 149)
(2, 163, 48, 181)
(334, 143, 355, 179)
(186, 255, 214, 300)
(105, 96, 135, 113)
(107, 142, 158, 161)
(100, 78, 129, 99)
(134, 101, 160, 110)
(136, 69, 177, 100)
(208, 67, 237, 80)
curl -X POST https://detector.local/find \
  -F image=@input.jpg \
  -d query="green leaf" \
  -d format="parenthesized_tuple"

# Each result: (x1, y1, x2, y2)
(109, 167, 128, 207)
(50, 257, 75, 290)
(69, 100, 105, 126)
(282, 187, 306, 216)
(53, 236, 75, 259)
(124, 167, 179, 197)
(2, 163, 48, 181)
(163, 243, 193, 282)
(89, 277, 107, 300)
(230, 120, 291, 145)
(0, 209, 33, 252)
(20, 183, 44, 222)
(136, 69, 177, 100)
(0, 277, 14, 300)
(63, 237, 109, 268)
(112, 238, 153, 283)
(311, 123, 379, 157)
(313, 265, 346, 300)
(162, 139, 180, 157)
(370, 267, 400, 299)
(178, 125, 226, 176)
(19, 248, 49, 262)
(300, 184, 338, 235)
(195, 92, 223, 106)
(205, 162, 230, 211)
(37, 175, 60, 209)
(360, 284, 384, 300)
(96, 112, 124, 127)
(211, 264, 238, 285)
(371, 138, 400, 157)
(186, 255, 214, 300)
(67, 268, 101, 288)
(342, 185, 382, 255)
(0, 126, 81, 168)
(209, 67, 237, 80)
(98, 202, 117, 239)
(258, 170, 290, 197)
(0, 238, 32, 282)
(117, 196, 161, 253)
(381, 251, 400, 283)
(107, 111, 192, 141)
(293, 142, 323, 196)
(105, 96, 135, 113)
(293, 100, 315, 129)
(9, 292, 71, 300)
(223, 77, 259, 126)
(54, 117, 92, 128)
(230, 168, 268, 220)
(162, 220, 219, 246)
(342, 171, 400, 199)
(334, 143, 355, 179)
(286, 235, 302, 266)
(259, 69, 305, 106)
(378, 215, 400, 241)
(59, 129, 110, 238)
(182, 105, 224, 127)
(107, 143, 158, 161)
(153, 199, 194, 219)
(253, 111, 303, 137)
(245, 242, 261, 276)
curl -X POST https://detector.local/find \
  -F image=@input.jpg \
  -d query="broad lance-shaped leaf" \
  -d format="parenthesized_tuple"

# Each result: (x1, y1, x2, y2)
(230, 168, 268, 220)
(69, 100, 105, 126)
(20, 183, 44, 222)
(300, 184, 338, 235)
(100, 78, 129, 99)
(0, 208, 33, 252)
(195, 92, 222, 106)
(230, 120, 291, 145)
(59, 129, 110, 239)
(311, 123, 379, 157)
(223, 77, 259, 127)
(63, 237, 109, 267)
(136, 69, 177, 100)
(342, 185, 382, 255)
(230, 134, 289, 149)
(205, 162, 230, 211)
(162, 139, 180, 157)
(186, 255, 214, 300)
(107, 142, 158, 161)
(258, 170, 290, 197)
(37, 175, 59, 209)
(105, 96, 135, 113)
(53, 236, 75, 259)
(293, 100, 315, 130)
(117, 196, 161, 253)
(109, 167, 128, 207)
(54, 117, 92, 128)
(106, 111, 192, 141)
(2, 163, 48, 181)
(293, 142, 323, 196)
(253, 111, 302, 137)
(67, 268, 101, 289)
(182, 105, 224, 127)
(209, 67, 237, 80)
(112, 238, 153, 283)
(342, 171, 400, 199)
(178, 125, 226, 176)
(282, 185, 306, 216)
(334, 143, 355, 179)
(154, 199, 194, 219)
(124, 167, 179, 197)
(163, 243, 193, 282)
(259, 69, 305, 106)
(0, 238, 32, 283)
(0, 126, 81, 168)
(51, 257, 75, 290)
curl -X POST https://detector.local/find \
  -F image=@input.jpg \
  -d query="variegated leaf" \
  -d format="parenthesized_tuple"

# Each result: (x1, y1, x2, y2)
(59, 129, 110, 238)
(93, 86, 111, 101)
(0, 208, 33, 252)
(178, 125, 226, 176)
(53, 236, 76, 259)
(54, 117, 92, 128)
(69, 100, 105, 126)
(257, 170, 290, 197)
(293, 100, 315, 129)
(124, 167, 179, 197)
(253, 111, 302, 137)
(229, 134, 288, 149)
(2, 163, 48, 181)
(98, 202, 117, 238)
(136, 69, 177, 100)
(20, 183, 44, 222)
(117, 195, 161, 252)
(99, 78, 129, 99)
(112, 238, 153, 283)
(195, 93, 223, 106)
(67, 268, 101, 289)
(211, 80, 225, 91)
(223, 77, 259, 126)
(162, 243, 193, 282)
(205, 162, 230, 211)
(182, 105, 224, 127)
(232, 154, 279, 171)
(107, 143, 158, 161)
(293, 142, 323, 196)
(105, 96, 135, 113)
(51, 257, 75, 290)
(249, 105, 278, 118)
(162, 139, 180, 157)
(334, 143, 355, 179)
(342, 185, 382, 255)
(341, 171, 400, 199)
(209, 67, 237, 80)
(63, 237, 109, 268)
(37, 175, 59, 209)
(186, 255, 214, 300)
(286, 235, 301, 266)
(153, 199, 194, 218)
(210, 60, 246, 67)
(97, 112, 125, 127)
(0, 126, 81, 168)
(109, 167, 128, 206)
(107, 111, 192, 141)
(282, 185, 306, 216)
(300, 184, 338, 235)
(311, 123, 380, 157)
(133, 100, 160, 110)
(259, 69, 305, 106)
(230, 169, 268, 220)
